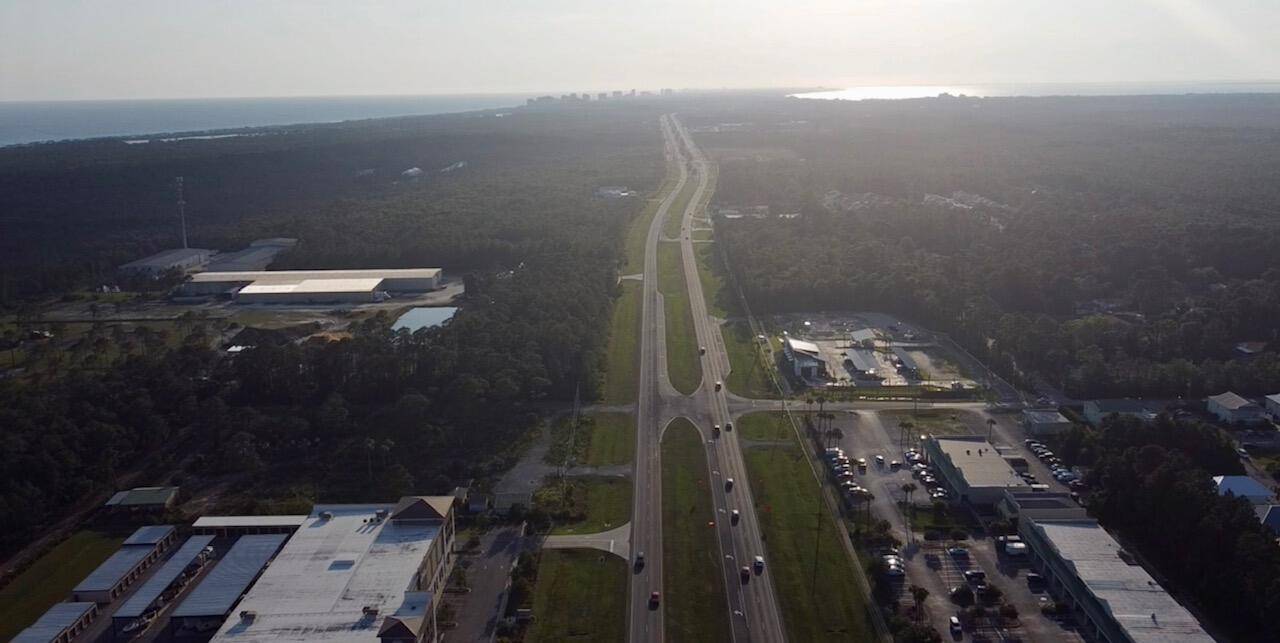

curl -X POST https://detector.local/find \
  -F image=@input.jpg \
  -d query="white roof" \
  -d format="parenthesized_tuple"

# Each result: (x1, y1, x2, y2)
(238, 278, 384, 295)
(1207, 391, 1257, 411)
(190, 268, 440, 284)
(785, 336, 821, 357)
(932, 437, 1029, 489)
(210, 504, 441, 642)
(1212, 475, 1274, 502)
(192, 515, 309, 529)
(1030, 520, 1212, 643)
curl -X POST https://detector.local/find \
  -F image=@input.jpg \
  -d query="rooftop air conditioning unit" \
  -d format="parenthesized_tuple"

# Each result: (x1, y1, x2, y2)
(320, 511, 334, 521)
(240, 610, 256, 622)
(362, 606, 379, 616)
(374, 509, 389, 521)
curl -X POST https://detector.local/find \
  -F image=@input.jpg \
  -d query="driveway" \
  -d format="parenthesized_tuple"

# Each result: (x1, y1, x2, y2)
(445, 526, 528, 643)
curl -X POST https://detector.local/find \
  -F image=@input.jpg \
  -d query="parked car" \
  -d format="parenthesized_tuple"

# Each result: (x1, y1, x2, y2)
(964, 569, 986, 583)
(890, 460, 902, 469)
(947, 547, 969, 558)
(1026, 572, 1045, 586)
(949, 616, 963, 636)
(875, 455, 886, 466)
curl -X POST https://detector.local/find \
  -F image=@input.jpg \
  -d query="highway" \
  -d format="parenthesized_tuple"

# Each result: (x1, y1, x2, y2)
(627, 113, 787, 643)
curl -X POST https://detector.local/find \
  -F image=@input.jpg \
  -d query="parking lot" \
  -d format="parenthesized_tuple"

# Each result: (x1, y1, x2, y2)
(826, 408, 1094, 642)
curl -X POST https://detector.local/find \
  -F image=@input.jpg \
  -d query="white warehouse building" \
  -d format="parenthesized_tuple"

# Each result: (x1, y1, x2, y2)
(181, 268, 442, 303)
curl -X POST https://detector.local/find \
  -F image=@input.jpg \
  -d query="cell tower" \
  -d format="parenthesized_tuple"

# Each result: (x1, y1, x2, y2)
(176, 176, 188, 249)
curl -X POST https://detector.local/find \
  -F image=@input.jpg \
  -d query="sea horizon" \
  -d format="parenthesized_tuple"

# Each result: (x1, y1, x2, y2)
(792, 80, 1280, 102)
(0, 92, 539, 148)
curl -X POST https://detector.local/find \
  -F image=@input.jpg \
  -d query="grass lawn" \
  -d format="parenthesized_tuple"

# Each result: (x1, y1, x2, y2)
(723, 321, 780, 399)
(0, 530, 125, 641)
(528, 548, 628, 643)
(658, 242, 701, 395)
(738, 412, 794, 442)
(601, 282, 642, 404)
(538, 477, 633, 536)
(622, 171, 676, 275)
(693, 243, 737, 319)
(584, 412, 635, 467)
(879, 409, 976, 437)
(661, 419, 730, 642)
(741, 422, 874, 641)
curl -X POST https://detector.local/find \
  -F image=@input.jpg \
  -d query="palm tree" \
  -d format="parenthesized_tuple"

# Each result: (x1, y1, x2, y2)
(901, 482, 918, 508)
(909, 584, 929, 621)
(987, 417, 997, 441)
(899, 420, 915, 451)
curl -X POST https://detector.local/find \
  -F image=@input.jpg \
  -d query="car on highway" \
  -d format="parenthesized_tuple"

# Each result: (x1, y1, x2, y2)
(714, 381, 722, 391)
(725, 422, 732, 432)
(753, 555, 765, 573)
(699, 346, 706, 355)
(731, 509, 740, 525)
(725, 478, 734, 491)
(740, 566, 751, 582)
(650, 591, 661, 607)
(635, 552, 645, 569)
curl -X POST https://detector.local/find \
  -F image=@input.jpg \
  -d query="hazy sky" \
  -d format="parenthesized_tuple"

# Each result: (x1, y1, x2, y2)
(2, 0, 1277, 101)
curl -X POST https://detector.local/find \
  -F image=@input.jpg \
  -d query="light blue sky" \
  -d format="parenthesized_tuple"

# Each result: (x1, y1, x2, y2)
(2, 0, 1276, 101)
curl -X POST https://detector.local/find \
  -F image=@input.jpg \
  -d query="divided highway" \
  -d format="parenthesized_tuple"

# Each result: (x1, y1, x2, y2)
(627, 114, 787, 643)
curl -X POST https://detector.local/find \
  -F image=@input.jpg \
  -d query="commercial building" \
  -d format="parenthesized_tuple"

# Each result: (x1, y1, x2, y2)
(204, 239, 298, 272)
(191, 515, 309, 537)
(104, 486, 179, 513)
(997, 490, 1089, 523)
(782, 336, 825, 379)
(209, 497, 457, 643)
(1082, 399, 1160, 425)
(1212, 475, 1275, 505)
(112, 535, 215, 638)
(181, 268, 442, 302)
(1265, 393, 1280, 419)
(72, 525, 176, 603)
(1022, 409, 1073, 436)
(1018, 518, 1213, 643)
(12, 602, 98, 643)
(120, 248, 213, 276)
(1206, 392, 1267, 425)
(170, 534, 289, 640)
(923, 436, 1029, 506)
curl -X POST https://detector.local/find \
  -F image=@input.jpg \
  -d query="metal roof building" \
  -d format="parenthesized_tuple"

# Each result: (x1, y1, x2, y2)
(1019, 519, 1213, 643)
(171, 534, 287, 620)
(123, 525, 176, 546)
(114, 535, 215, 621)
(210, 499, 456, 643)
(72, 526, 176, 603)
(12, 602, 98, 643)
(1212, 475, 1275, 505)
(924, 436, 1029, 505)
(192, 515, 309, 537)
(120, 248, 213, 275)
(105, 486, 179, 510)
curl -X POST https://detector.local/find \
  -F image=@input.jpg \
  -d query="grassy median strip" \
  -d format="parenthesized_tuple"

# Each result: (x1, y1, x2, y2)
(0, 530, 125, 640)
(601, 281, 642, 404)
(662, 418, 730, 643)
(658, 242, 702, 394)
(528, 549, 628, 643)
(663, 173, 698, 239)
(622, 171, 676, 275)
(741, 414, 873, 642)
(584, 412, 636, 467)
(692, 243, 735, 319)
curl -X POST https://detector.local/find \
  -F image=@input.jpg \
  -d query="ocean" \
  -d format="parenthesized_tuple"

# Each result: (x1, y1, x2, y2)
(0, 93, 535, 147)
(791, 81, 1280, 102)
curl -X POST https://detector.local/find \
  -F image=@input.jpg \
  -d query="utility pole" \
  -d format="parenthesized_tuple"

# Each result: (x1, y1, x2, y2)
(175, 177, 188, 249)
